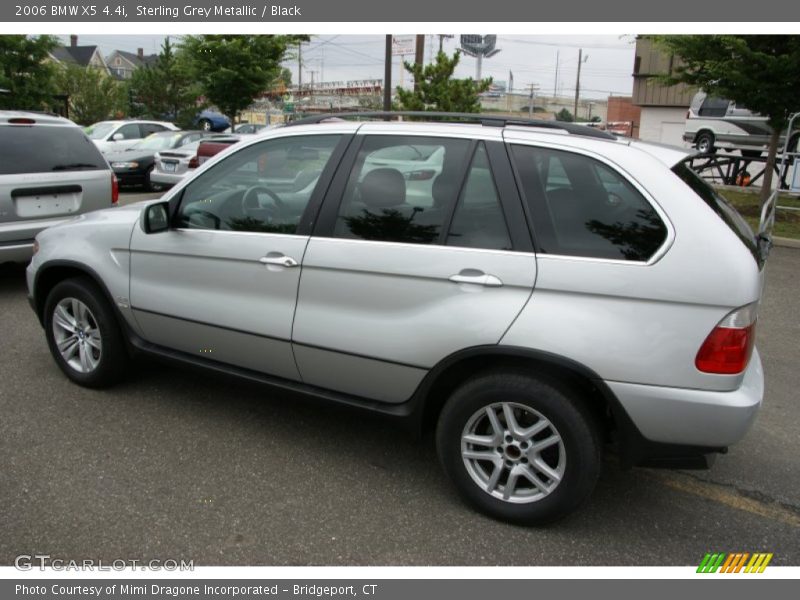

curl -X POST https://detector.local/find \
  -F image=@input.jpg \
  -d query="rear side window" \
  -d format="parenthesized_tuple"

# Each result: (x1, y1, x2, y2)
(0, 125, 107, 175)
(511, 144, 668, 261)
(447, 144, 512, 251)
(698, 96, 730, 117)
(671, 161, 760, 265)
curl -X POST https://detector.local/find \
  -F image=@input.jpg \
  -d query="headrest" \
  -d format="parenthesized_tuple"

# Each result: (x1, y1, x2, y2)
(359, 168, 406, 209)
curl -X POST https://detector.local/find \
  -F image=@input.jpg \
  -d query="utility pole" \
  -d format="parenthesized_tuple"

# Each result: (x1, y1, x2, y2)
(573, 49, 587, 121)
(297, 41, 302, 92)
(414, 35, 425, 91)
(554, 50, 559, 97)
(383, 35, 392, 111)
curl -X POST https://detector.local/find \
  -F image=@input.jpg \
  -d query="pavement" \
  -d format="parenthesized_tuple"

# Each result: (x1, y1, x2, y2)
(0, 195, 798, 566)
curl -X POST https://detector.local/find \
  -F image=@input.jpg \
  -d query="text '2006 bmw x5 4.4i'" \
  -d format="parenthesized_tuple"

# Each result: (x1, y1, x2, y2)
(26, 112, 767, 524)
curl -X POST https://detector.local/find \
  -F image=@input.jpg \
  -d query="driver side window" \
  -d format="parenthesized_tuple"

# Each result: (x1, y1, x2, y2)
(176, 135, 341, 234)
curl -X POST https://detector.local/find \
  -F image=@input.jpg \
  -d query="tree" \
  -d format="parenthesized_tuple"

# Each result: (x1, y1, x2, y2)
(180, 35, 307, 124)
(555, 108, 574, 122)
(655, 35, 800, 206)
(0, 35, 59, 110)
(128, 38, 201, 128)
(55, 64, 125, 125)
(395, 51, 491, 113)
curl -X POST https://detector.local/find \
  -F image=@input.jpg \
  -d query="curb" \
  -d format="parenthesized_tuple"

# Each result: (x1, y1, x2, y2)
(773, 236, 800, 249)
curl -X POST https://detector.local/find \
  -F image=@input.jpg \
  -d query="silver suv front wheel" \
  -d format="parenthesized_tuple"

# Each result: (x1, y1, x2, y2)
(437, 371, 601, 525)
(52, 298, 102, 373)
(43, 277, 129, 388)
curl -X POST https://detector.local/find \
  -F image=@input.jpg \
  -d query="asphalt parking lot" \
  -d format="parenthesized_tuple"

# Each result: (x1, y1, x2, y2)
(1, 192, 799, 566)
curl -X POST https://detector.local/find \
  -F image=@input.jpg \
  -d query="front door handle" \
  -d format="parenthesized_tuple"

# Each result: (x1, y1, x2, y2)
(449, 269, 503, 287)
(259, 253, 299, 268)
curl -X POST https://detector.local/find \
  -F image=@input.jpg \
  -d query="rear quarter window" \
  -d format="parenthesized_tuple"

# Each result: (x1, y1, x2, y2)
(0, 125, 107, 175)
(511, 144, 668, 261)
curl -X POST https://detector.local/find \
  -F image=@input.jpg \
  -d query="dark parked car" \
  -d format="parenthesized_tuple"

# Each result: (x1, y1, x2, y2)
(106, 131, 208, 190)
(194, 110, 231, 133)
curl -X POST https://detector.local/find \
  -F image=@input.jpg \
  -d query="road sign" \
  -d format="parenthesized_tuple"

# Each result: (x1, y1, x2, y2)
(392, 35, 415, 56)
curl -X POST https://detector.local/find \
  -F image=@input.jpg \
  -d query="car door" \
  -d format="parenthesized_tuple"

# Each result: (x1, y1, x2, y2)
(128, 132, 348, 380)
(107, 123, 142, 152)
(292, 130, 537, 403)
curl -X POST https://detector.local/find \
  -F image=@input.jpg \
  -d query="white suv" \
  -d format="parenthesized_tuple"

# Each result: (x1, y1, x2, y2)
(85, 119, 179, 154)
(26, 113, 766, 524)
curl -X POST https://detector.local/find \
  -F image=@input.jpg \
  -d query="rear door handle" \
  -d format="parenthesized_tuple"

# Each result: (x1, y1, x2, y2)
(448, 270, 503, 287)
(259, 253, 299, 268)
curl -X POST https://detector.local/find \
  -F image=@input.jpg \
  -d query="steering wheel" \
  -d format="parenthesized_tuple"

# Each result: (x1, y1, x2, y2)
(242, 185, 285, 216)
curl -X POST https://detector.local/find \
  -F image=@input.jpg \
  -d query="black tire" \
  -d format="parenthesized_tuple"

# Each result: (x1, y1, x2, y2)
(143, 165, 155, 192)
(436, 371, 601, 525)
(199, 118, 212, 132)
(695, 131, 715, 154)
(43, 277, 130, 388)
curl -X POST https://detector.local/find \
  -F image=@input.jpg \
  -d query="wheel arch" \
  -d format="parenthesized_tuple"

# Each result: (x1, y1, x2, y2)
(32, 260, 120, 327)
(694, 129, 715, 142)
(414, 346, 619, 440)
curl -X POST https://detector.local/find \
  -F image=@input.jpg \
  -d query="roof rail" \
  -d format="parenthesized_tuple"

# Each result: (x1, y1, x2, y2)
(285, 111, 616, 140)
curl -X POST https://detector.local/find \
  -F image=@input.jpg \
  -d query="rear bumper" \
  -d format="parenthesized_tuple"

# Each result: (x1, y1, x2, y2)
(607, 349, 763, 451)
(150, 171, 185, 186)
(0, 240, 35, 264)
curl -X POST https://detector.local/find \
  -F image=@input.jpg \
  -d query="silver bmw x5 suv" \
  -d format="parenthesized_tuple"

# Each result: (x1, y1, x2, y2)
(26, 113, 766, 524)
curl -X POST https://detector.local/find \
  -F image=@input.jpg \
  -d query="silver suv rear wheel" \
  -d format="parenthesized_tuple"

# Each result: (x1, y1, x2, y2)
(437, 371, 601, 525)
(461, 402, 566, 504)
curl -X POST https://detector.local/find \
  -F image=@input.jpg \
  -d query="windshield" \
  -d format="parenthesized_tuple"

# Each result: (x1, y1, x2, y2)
(84, 122, 117, 140)
(131, 134, 182, 151)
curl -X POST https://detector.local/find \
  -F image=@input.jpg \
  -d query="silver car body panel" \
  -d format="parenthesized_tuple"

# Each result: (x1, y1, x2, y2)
(128, 228, 308, 381)
(26, 203, 142, 328)
(607, 349, 763, 447)
(293, 239, 537, 403)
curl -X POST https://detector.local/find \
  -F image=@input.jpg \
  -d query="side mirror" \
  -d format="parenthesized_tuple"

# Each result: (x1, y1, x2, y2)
(111, 132, 124, 141)
(143, 202, 170, 234)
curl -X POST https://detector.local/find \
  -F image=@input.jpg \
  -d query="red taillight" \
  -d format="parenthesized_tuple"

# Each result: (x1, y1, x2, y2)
(111, 173, 119, 205)
(188, 155, 199, 169)
(695, 305, 757, 374)
(407, 169, 436, 181)
(9, 117, 36, 125)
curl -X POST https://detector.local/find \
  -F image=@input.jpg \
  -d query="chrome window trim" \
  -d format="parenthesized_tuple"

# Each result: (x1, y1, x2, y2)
(305, 235, 535, 258)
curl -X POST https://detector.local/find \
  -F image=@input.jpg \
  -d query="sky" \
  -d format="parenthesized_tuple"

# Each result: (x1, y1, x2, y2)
(56, 34, 637, 100)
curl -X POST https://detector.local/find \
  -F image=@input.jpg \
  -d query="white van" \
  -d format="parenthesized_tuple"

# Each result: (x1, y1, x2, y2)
(683, 92, 798, 157)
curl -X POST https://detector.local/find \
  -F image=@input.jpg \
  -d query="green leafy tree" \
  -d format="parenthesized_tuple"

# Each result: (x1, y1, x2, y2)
(128, 38, 201, 128)
(655, 35, 800, 205)
(555, 108, 574, 122)
(180, 35, 307, 124)
(55, 64, 125, 125)
(395, 51, 492, 113)
(0, 35, 59, 110)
